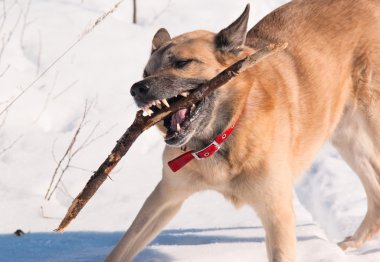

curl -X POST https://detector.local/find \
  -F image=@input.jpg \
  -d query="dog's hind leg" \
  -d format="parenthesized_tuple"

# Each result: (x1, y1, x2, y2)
(331, 105, 380, 250)
(104, 177, 194, 262)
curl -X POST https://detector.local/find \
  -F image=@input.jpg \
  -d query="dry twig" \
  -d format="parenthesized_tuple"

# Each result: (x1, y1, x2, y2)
(0, 2, 22, 65)
(0, 64, 10, 77)
(46, 101, 116, 201)
(45, 101, 92, 200)
(40, 206, 61, 220)
(152, 0, 172, 24)
(35, 30, 42, 75)
(54, 42, 288, 232)
(0, 107, 8, 129)
(53, 79, 79, 100)
(132, 0, 136, 24)
(0, 0, 125, 117)
(20, 0, 32, 50)
(0, 1, 6, 36)
(0, 134, 23, 156)
(33, 71, 59, 123)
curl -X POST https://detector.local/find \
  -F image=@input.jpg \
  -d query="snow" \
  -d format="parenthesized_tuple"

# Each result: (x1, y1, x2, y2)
(0, 0, 379, 261)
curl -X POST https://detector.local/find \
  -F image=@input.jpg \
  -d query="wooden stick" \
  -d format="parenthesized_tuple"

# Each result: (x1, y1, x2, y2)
(132, 0, 137, 24)
(54, 42, 288, 232)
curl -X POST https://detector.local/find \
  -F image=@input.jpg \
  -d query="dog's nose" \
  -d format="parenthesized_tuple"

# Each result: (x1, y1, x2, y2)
(130, 81, 150, 97)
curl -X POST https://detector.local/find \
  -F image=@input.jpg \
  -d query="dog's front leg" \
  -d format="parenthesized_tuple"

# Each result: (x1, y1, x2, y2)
(254, 175, 296, 262)
(104, 179, 192, 262)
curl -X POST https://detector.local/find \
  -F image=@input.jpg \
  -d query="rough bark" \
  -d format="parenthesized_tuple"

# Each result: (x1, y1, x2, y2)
(54, 42, 287, 232)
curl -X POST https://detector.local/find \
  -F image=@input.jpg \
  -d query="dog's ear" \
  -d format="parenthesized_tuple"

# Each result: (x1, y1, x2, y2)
(152, 28, 171, 53)
(215, 4, 250, 53)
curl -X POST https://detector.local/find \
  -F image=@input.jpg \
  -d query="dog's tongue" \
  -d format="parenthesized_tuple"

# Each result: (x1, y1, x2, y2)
(170, 109, 187, 131)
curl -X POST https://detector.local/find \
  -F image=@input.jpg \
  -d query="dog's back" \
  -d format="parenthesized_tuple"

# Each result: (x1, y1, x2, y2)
(238, 0, 380, 173)
(249, 0, 380, 48)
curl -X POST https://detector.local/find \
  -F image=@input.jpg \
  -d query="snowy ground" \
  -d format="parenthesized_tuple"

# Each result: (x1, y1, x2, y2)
(1, 0, 379, 261)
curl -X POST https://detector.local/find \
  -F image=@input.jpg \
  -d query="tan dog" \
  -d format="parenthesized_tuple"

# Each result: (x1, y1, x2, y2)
(105, 0, 380, 261)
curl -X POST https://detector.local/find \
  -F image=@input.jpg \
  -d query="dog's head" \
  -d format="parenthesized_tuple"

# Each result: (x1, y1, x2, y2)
(131, 5, 253, 147)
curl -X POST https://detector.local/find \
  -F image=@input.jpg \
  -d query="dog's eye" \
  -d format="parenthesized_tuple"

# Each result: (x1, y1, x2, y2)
(174, 60, 192, 69)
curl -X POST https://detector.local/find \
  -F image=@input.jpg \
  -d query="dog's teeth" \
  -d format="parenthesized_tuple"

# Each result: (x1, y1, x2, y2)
(155, 100, 162, 109)
(142, 107, 153, 117)
(176, 123, 180, 132)
(191, 104, 196, 109)
(180, 91, 189, 97)
(152, 101, 156, 106)
(162, 99, 170, 108)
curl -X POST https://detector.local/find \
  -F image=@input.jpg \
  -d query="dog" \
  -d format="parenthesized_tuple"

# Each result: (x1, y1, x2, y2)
(105, 0, 380, 261)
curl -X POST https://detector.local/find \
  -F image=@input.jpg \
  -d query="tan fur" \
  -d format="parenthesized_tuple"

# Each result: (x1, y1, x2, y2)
(105, 0, 380, 261)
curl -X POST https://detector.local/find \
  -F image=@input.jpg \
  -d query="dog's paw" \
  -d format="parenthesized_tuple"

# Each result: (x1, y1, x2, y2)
(337, 236, 361, 250)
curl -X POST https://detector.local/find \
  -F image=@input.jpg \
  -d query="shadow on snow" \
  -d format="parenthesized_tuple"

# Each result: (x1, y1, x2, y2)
(0, 224, 333, 262)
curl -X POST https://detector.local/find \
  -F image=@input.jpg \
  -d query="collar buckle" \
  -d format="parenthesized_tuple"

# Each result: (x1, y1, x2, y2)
(191, 140, 221, 160)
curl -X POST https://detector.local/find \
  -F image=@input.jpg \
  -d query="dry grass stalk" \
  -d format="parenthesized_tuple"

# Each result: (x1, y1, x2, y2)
(0, 0, 126, 117)
(46, 101, 116, 201)
(0, 134, 23, 156)
(40, 206, 61, 220)
(0, 1, 22, 66)
(20, 0, 32, 50)
(45, 101, 92, 200)
(132, 0, 137, 24)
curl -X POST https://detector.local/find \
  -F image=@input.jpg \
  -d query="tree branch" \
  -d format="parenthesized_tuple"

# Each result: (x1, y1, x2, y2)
(54, 42, 288, 232)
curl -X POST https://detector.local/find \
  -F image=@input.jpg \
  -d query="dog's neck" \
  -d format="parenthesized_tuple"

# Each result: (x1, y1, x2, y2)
(182, 52, 257, 157)
(186, 85, 247, 157)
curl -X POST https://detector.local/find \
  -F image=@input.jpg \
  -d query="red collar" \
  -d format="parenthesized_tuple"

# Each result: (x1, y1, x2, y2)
(167, 119, 238, 172)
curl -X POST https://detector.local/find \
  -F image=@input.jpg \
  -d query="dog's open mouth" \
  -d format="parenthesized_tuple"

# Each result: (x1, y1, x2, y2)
(140, 91, 203, 146)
